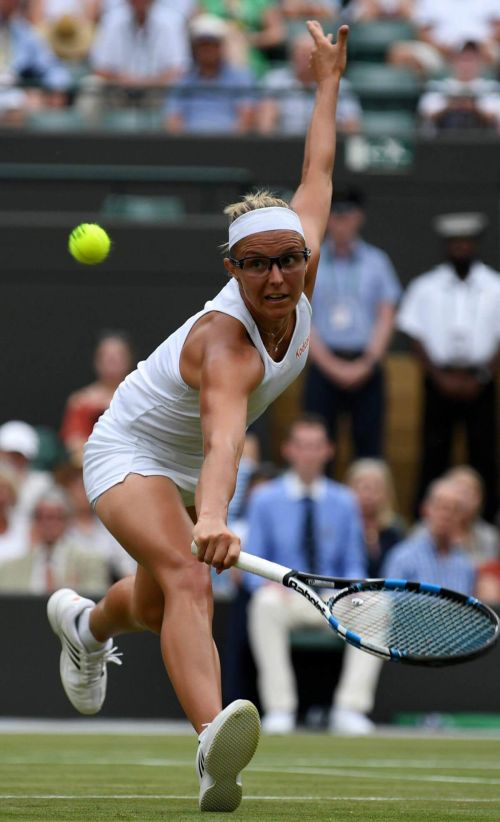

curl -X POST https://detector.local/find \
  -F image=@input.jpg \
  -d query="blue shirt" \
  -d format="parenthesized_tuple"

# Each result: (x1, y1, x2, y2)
(8, 17, 71, 91)
(312, 239, 401, 351)
(381, 529, 476, 596)
(165, 63, 255, 133)
(242, 472, 367, 591)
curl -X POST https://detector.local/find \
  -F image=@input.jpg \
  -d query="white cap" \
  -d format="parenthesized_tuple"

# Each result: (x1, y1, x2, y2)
(0, 420, 39, 460)
(189, 14, 228, 41)
(433, 212, 488, 238)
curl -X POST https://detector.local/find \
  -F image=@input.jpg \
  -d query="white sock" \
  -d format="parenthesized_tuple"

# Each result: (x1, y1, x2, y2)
(78, 608, 107, 651)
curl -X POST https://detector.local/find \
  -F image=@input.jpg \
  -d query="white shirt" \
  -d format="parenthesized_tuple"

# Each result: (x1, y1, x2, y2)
(396, 262, 500, 366)
(91, 6, 188, 78)
(413, 0, 500, 50)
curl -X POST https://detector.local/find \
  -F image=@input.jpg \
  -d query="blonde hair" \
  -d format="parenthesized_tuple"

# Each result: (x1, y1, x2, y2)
(222, 189, 292, 252)
(346, 458, 398, 529)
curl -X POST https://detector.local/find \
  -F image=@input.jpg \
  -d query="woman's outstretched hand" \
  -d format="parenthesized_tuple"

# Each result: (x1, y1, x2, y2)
(307, 20, 349, 82)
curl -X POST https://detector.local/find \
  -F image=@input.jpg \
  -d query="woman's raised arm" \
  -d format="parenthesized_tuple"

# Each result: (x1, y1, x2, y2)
(291, 22, 349, 300)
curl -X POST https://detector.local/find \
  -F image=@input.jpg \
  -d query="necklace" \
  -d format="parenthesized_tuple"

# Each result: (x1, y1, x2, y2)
(260, 315, 291, 355)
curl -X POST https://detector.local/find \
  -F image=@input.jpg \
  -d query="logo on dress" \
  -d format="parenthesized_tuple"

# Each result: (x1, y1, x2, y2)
(296, 336, 310, 358)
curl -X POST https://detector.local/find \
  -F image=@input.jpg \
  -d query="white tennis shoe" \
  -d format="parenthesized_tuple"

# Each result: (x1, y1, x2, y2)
(47, 588, 122, 715)
(196, 699, 261, 812)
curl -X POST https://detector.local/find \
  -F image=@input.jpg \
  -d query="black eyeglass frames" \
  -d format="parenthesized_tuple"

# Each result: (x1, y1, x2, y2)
(229, 248, 311, 276)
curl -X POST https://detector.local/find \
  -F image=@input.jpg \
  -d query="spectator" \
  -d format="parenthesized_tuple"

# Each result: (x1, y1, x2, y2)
(389, 0, 500, 77)
(0, 463, 28, 562)
(0, 488, 110, 594)
(61, 466, 137, 580)
(79, 0, 188, 117)
(303, 186, 401, 460)
(383, 478, 476, 594)
(0, 0, 71, 125)
(343, 0, 414, 21)
(164, 14, 256, 135)
(256, 30, 362, 135)
(396, 212, 500, 522)
(345, 458, 405, 577)
(40, 14, 95, 80)
(0, 420, 54, 519)
(60, 331, 135, 467)
(244, 414, 368, 734)
(197, 1, 286, 76)
(445, 465, 499, 565)
(418, 42, 500, 134)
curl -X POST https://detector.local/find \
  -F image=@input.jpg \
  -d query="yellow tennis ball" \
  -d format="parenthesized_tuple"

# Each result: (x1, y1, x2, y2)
(68, 223, 111, 265)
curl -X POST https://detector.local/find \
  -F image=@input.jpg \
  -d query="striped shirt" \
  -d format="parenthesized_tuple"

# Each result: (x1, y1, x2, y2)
(381, 529, 475, 595)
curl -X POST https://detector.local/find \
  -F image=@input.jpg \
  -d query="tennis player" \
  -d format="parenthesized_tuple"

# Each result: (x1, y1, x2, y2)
(47, 20, 348, 813)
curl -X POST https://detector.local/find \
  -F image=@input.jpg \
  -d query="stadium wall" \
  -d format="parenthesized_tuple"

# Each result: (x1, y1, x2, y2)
(1, 595, 499, 723)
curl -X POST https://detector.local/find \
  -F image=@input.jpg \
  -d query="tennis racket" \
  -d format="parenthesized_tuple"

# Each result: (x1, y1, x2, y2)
(192, 543, 499, 666)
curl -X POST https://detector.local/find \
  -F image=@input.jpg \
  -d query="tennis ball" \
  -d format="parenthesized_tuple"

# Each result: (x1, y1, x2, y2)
(68, 223, 111, 265)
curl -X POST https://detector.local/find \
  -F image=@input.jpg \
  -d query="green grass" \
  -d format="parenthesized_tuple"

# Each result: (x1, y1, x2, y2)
(1, 732, 500, 820)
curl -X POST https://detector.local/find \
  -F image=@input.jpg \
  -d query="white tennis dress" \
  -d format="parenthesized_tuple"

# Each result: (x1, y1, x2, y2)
(83, 278, 312, 507)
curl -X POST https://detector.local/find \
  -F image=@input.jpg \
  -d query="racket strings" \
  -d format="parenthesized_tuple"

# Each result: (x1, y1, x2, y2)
(330, 589, 496, 657)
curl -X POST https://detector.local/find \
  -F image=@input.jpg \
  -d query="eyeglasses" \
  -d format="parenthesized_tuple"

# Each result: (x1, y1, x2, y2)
(229, 249, 311, 277)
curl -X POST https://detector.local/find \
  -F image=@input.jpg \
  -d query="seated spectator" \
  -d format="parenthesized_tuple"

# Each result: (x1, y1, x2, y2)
(0, 0, 72, 125)
(79, 0, 188, 118)
(61, 466, 136, 580)
(256, 30, 362, 135)
(197, 0, 286, 76)
(98, 0, 196, 21)
(40, 14, 95, 68)
(343, 0, 414, 21)
(418, 42, 500, 133)
(445, 465, 499, 565)
(0, 488, 110, 594)
(0, 421, 54, 519)
(0, 463, 29, 562)
(383, 478, 476, 594)
(244, 414, 370, 734)
(389, 0, 500, 77)
(60, 330, 135, 467)
(345, 458, 405, 577)
(164, 14, 255, 135)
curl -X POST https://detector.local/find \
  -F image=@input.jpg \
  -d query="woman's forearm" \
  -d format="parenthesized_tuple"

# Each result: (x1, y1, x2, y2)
(196, 443, 242, 521)
(301, 74, 340, 185)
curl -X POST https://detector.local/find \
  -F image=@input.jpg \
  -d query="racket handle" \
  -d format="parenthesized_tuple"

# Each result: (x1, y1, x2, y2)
(190, 542, 291, 584)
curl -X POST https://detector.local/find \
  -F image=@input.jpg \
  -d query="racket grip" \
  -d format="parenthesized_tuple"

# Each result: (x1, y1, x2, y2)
(190, 542, 291, 584)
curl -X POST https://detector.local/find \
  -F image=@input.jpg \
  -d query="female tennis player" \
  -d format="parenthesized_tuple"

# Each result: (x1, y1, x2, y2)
(48, 20, 348, 813)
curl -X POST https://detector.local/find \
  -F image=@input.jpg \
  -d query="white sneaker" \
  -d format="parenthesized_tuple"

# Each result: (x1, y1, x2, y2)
(261, 711, 295, 735)
(196, 699, 260, 812)
(329, 708, 375, 735)
(47, 588, 122, 715)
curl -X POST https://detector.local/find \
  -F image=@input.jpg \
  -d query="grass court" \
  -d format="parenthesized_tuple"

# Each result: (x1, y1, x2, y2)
(1, 731, 499, 821)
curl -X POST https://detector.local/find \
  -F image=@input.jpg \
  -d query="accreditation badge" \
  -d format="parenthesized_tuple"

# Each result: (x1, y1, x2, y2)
(330, 299, 355, 330)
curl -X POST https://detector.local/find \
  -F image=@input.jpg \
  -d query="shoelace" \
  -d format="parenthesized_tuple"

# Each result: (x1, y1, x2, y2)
(82, 645, 123, 685)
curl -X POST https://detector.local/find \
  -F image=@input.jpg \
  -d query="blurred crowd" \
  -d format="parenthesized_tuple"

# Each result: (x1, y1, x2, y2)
(0, 0, 499, 133)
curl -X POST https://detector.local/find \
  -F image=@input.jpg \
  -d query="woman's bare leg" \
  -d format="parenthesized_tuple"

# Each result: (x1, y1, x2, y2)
(92, 473, 222, 732)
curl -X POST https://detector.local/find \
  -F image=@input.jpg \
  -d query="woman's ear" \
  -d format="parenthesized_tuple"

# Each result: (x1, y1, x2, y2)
(224, 257, 238, 279)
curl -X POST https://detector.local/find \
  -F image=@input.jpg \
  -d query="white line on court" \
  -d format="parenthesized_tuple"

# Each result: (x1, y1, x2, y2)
(0, 795, 499, 803)
(1, 758, 499, 785)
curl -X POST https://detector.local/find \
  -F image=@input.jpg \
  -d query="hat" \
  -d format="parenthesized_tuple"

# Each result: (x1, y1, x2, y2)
(42, 14, 94, 61)
(433, 212, 488, 239)
(0, 421, 39, 460)
(189, 14, 228, 42)
(331, 186, 365, 214)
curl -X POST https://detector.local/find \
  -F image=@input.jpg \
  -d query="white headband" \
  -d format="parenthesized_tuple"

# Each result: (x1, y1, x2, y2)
(228, 206, 305, 250)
